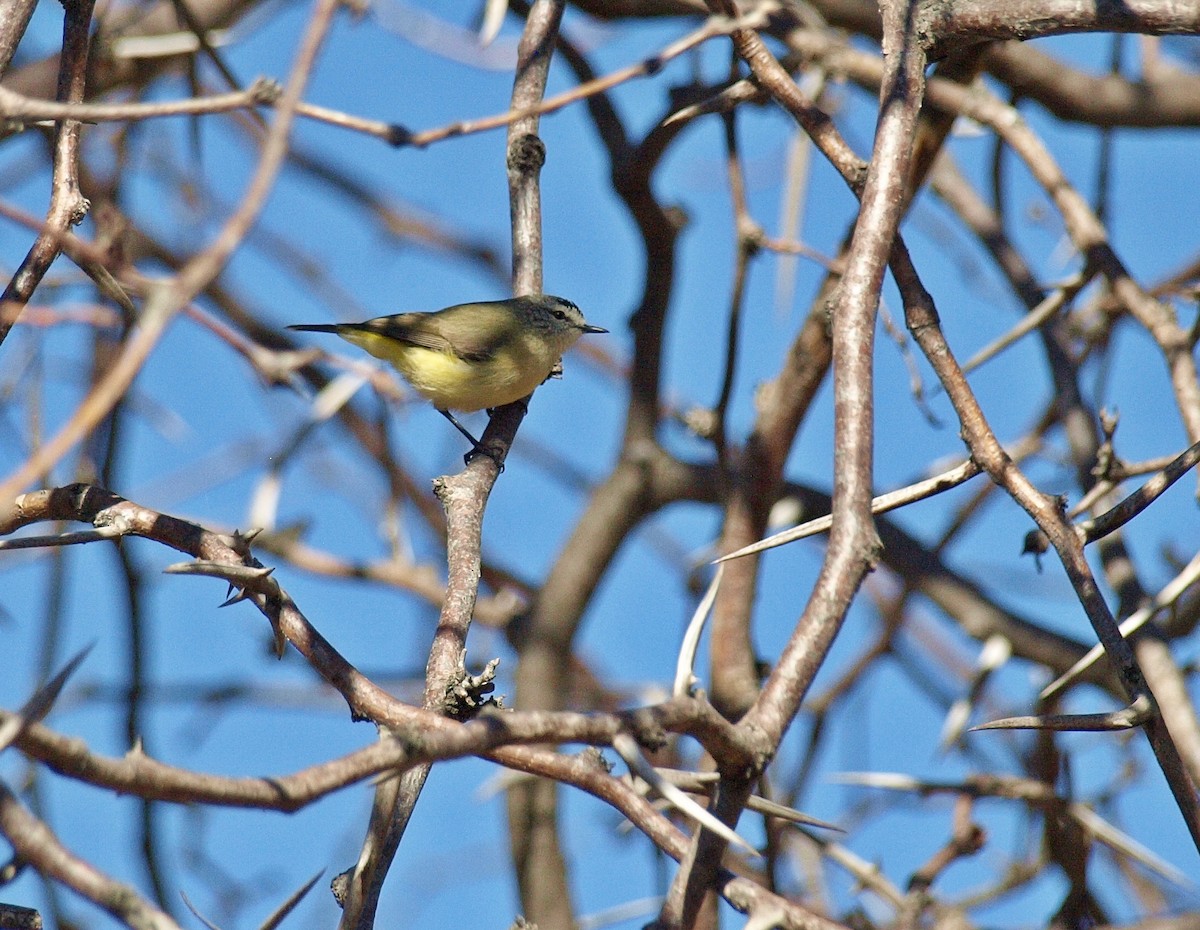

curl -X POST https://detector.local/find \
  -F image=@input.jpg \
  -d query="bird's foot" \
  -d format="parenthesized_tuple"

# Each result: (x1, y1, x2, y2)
(463, 443, 504, 472)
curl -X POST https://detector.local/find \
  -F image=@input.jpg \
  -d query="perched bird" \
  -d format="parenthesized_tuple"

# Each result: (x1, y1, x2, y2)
(288, 294, 606, 458)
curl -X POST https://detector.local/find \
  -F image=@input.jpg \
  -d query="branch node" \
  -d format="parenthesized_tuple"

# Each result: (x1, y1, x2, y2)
(385, 122, 414, 147)
(249, 76, 283, 105)
(506, 132, 546, 174)
(441, 658, 502, 721)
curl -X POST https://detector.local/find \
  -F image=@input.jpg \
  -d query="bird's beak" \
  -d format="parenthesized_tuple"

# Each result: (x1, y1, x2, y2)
(582, 324, 608, 334)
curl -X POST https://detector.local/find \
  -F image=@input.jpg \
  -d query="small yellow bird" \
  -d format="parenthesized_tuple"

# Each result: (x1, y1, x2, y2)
(288, 294, 606, 457)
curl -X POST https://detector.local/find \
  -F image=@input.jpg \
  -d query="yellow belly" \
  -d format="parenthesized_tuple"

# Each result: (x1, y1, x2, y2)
(345, 331, 560, 412)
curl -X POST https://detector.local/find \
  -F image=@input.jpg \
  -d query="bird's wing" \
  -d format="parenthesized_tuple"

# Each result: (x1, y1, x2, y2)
(411, 306, 518, 361)
(353, 313, 462, 356)
(447, 303, 522, 361)
(352, 304, 517, 363)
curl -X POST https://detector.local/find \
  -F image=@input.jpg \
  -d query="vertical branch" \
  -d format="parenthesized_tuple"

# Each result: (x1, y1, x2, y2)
(707, 59, 776, 727)
(336, 416, 505, 930)
(506, 0, 564, 294)
(79, 303, 173, 909)
(739, 0, 926, 759)
(501, 5, 573, 928)
(1, 0, 95, 346)
(711, 75, 752, 466)
(0, 0, 37, 78)
(474, 0, 567, 468)
(698, 0, 872, 733)
(547, 18, 678, 448)
(706, 33, 989, 725)
(704, 91, 756, 729)
(658, 3, 930, 927)
(334, 463, 491, 930)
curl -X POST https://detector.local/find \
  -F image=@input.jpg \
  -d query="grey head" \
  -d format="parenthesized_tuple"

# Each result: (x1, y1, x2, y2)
(520, 294, 608, 336)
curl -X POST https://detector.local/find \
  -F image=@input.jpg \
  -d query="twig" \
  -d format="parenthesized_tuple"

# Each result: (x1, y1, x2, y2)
(0, 77, 280, 126)
(971, 693, 1155, 732)
(1042, 547, 1200, 700)
(673, 565, 723, 698)
(0, 779, 181, 930)
(718, 457, 982, 562)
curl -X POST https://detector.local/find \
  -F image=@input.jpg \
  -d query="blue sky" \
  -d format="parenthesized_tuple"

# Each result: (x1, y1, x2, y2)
(2, 3, 1199, 928)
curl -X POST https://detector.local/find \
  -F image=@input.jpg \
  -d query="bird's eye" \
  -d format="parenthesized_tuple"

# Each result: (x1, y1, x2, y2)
(552, 309, 567, 320)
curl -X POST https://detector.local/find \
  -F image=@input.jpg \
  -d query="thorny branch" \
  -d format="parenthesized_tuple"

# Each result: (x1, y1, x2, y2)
(3, 2, 1200, 929)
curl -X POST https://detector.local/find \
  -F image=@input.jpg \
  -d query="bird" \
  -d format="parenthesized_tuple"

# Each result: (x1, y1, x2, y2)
(287, 294, 606, 459)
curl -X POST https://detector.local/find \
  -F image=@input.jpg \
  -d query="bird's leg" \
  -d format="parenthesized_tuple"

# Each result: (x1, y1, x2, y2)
(438, 409, 502, 468)
(466, 399, 529, 468)
(438, 408, 483, 447)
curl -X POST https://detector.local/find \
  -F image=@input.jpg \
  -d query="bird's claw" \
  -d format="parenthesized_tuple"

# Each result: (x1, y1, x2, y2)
(464, 444, 505, 472)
